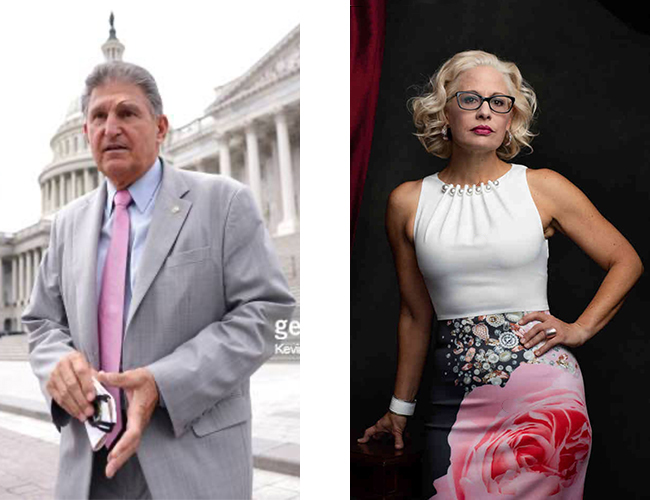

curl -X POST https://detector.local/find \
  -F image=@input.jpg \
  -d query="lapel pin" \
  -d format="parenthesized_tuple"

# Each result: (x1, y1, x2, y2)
(171, 206, 180, 214)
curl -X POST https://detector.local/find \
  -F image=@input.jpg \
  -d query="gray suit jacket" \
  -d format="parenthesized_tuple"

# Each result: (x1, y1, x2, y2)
(22, 161, 296, 499)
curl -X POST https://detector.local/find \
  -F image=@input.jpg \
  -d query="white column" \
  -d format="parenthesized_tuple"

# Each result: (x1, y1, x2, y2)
(54, 178, 59, 210)
(24, 252, 30, 304)
(25, 251, 33, 303)
(71, 171, 78, 200)
(26, 251, 31, 301)
(84, 168, 91, 194)
(26, 251, 32, 303)
(63, 175, 67, 203)
(274, 109, 299, 235)
(245, 123, 262, 209)
(25, 250, 34, 300)
(31, 250, 38, 297)
(11, 256, 17, 305)
(18, 253, 24, 305)
(218, 134, 232, 177)
(47, 179, 53, 213)
(35, 249, 42, 285)
(23, 252, 29, 304)
(0, 257, 4, 308)
(45, 180, 50, 213)
(58, 175, 65, 209)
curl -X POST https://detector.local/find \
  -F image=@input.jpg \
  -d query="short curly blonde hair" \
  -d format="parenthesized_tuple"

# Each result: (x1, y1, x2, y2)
(408, 50, 537, 160)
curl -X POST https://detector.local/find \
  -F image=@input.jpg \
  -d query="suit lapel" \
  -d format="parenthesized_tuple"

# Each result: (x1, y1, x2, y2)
(125, 162, 191, 331)
(72, 184, 106, 369)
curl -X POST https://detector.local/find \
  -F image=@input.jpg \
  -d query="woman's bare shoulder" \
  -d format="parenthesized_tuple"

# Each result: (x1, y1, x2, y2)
(386, 178, 426, 243)
(387, 178, 424, 215)
(526, 167, 579, 194)
(526, 167, 590, 206)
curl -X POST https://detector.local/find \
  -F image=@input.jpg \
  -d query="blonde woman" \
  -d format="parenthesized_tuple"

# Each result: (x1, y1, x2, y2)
(358, 50, 643, 498)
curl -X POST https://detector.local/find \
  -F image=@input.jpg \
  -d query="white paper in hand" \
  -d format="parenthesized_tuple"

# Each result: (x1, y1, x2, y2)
(84, 377, 117, 451)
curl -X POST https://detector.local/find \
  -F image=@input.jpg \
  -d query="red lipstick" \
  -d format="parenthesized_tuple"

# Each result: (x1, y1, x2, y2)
(472, 126, 493, 135)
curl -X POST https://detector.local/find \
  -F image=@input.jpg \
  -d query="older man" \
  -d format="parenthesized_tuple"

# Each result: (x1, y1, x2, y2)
(23, 61, 295, 499)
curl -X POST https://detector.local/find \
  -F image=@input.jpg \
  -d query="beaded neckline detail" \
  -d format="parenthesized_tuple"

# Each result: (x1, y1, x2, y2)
(440, 179, 499, 196)
(436, 165, 513, 197)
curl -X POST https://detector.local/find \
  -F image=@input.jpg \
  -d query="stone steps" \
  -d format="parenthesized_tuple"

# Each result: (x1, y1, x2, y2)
(0, 334, 29, 362)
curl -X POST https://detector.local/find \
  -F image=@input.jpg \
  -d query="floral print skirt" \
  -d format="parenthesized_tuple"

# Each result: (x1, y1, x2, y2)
(423, 311, 592, 499)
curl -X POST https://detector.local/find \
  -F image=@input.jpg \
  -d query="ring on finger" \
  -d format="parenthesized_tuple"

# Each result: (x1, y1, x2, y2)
(544, 327, 557, 339)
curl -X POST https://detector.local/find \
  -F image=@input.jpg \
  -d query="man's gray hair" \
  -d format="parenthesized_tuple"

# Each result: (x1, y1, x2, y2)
(81, 61, 164, 117)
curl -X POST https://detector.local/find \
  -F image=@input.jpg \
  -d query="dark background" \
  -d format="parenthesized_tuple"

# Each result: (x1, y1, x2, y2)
(350, 0, 649, 497)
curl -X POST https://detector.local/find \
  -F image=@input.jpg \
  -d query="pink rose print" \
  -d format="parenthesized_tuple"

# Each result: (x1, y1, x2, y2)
(432, 363, 591, 499)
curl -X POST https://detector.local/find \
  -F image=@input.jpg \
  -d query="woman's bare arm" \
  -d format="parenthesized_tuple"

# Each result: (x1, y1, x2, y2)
(358, 179, 434, 449)
(520, 168, 644, 354)
(386, 180, 435, 401)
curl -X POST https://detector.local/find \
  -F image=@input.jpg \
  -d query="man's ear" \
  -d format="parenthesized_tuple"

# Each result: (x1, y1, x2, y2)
(156, 114, 169, 144)
(82, 122, 93, 146)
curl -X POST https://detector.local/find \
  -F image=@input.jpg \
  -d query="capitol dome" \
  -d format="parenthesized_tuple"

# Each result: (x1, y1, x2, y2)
(64, 94, 83, 121)
(38, 13, 125, 218)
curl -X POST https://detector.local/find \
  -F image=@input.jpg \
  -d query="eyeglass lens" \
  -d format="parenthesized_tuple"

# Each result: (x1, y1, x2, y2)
(457, 92, 513, 113)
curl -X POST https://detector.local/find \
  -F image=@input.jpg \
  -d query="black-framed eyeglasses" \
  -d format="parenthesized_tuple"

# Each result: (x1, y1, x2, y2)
(450, 91, 515, 114)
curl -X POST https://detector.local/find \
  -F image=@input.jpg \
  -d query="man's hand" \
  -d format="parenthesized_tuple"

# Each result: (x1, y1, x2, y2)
(96, 368, 159, 479)
(46, 351, 97, 422)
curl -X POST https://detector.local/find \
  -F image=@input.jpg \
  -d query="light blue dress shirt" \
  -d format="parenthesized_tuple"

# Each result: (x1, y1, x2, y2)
(96, 158, 163, 324)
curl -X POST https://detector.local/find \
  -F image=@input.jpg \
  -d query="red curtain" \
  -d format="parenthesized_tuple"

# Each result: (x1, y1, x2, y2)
(350, 0, 386, 249)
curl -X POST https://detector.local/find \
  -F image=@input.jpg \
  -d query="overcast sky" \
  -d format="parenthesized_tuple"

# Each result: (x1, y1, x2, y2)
(0, 1, 300, 232)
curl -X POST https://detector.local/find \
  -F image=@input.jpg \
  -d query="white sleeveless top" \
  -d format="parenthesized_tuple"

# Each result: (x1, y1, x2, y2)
(413, 164, 549, 320)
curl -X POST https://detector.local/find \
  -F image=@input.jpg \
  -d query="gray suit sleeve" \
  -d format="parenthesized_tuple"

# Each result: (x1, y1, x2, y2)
(21, 216, 75, 429)
(147, 185, 296, 437)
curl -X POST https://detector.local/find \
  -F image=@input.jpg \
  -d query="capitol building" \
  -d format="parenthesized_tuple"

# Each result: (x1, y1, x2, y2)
(0, 20, 300, 351)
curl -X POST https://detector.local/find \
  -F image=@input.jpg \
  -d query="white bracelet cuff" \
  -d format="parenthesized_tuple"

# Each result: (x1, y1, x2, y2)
(389, 395, 416, 416)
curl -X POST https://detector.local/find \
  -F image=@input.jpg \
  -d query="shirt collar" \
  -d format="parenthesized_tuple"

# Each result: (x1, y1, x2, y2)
(105, 157, 162, 214)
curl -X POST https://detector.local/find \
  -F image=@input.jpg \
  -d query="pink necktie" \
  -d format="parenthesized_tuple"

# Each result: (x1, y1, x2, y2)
(98, 189, 132, 448)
